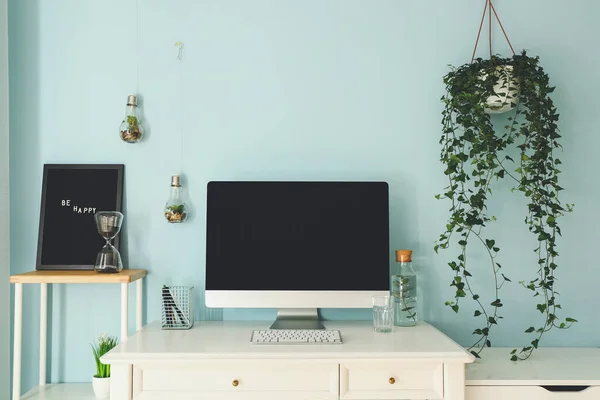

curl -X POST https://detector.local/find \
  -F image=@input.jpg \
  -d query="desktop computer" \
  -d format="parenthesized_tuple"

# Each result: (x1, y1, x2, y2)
(204, 181, 390, 343)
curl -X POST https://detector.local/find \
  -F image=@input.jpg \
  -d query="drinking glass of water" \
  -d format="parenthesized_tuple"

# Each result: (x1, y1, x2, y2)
(372, 295, 393, 333)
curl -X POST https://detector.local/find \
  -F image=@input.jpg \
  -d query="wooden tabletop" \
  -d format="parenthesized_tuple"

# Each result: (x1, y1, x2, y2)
(9, 269, 147, 284)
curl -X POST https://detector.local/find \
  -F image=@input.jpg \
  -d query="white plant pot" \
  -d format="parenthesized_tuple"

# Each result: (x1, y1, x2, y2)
(482, 65, 520, 114)
(92, 376, 111, 399)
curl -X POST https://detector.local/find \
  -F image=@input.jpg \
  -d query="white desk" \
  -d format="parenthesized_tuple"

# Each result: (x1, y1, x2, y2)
(102, 320, 475, 400)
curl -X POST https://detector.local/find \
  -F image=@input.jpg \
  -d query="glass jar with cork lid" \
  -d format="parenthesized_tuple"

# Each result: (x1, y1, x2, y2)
(391, 249, 418, 326)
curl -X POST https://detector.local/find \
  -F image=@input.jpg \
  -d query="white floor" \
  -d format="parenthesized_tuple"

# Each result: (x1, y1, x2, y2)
(21, 383, 96, 400)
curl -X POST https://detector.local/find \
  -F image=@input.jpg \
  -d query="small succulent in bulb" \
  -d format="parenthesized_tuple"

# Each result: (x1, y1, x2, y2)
(119, 94, 144, 143)
(164, 175, 188, 223)
(165, 204, 187, 222)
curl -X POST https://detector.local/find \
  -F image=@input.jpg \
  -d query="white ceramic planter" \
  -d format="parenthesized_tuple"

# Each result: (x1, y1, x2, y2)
(92, 376, 111, 399)
(482, 65, 520, 114)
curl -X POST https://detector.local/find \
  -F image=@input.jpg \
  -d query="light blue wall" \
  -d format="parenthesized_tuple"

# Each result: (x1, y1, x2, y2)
(1, 0, 9, 395)
(8, 0, 600, 394)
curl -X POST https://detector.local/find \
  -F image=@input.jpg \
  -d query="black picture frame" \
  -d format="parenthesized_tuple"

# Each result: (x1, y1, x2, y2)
(36, 164, 125, 270)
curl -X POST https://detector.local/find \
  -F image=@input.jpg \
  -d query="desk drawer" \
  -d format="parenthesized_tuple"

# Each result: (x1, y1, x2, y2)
(138, 360, 338, 400)
(466, 386, 600, 400)
(340, 361, 444, 399)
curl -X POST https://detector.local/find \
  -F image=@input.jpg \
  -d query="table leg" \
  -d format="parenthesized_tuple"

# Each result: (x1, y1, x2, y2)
(121, 283, 128, 343)
(39, 283, 48, 386)
(444, 363, 466, 400)
(110, 364, 132, 400)
(12, 283, 22, 400)
(136, 279, 142, 331)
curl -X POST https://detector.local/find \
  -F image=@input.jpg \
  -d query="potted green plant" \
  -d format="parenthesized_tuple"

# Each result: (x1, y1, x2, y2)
(435, 51, 575, 361)
(91, 333, 118, 398)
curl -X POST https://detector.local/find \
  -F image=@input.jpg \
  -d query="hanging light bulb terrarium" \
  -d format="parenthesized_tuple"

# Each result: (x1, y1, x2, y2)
(119, 94, 144, 143)
(164, 175, 188, 223)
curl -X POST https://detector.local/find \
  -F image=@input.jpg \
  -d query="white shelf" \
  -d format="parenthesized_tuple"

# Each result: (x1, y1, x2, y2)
(21, 383, 96, 399)
(466, 347, 600, 386)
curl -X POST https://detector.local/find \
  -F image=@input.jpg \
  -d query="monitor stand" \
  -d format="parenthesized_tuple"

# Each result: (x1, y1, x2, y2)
(269, 308, 325, 330)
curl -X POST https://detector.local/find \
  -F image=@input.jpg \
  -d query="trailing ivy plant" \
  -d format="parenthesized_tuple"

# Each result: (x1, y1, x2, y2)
(434, 51, 575, 361)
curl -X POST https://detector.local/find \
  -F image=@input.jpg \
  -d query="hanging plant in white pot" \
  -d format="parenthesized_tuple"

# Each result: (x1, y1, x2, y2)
(482, 64, 519, 113)
(434, 0, 575, 361)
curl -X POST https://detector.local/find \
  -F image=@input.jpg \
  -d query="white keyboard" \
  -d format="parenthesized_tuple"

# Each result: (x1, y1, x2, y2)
(250, 329, 343, 345)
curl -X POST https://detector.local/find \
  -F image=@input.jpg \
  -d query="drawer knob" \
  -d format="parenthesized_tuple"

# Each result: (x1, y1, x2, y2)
(389, 377, 396, 384)
(232, 379, 239, 387)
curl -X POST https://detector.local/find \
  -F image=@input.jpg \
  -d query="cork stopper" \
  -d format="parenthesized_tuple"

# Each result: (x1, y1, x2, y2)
(396, 250, 412, 262)
(171, 175, 181, 187)
(127, 94, 137, 106)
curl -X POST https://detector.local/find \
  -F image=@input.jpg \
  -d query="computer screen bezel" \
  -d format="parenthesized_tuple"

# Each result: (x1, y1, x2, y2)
(204, 180, 390, 310)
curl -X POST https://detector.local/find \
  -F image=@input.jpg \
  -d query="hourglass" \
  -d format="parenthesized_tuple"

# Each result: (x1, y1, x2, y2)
(94, 211, 124, 273)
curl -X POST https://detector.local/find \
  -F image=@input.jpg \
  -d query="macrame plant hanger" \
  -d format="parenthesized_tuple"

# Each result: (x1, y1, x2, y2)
(470, 0, 516, 63)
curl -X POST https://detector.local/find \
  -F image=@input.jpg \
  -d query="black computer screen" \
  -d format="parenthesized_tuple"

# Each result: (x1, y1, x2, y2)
(205, 181, 390, 291)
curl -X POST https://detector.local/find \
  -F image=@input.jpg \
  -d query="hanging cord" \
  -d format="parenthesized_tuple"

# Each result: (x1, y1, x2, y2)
(471, 0, 516, 63)
(471, 0, 489, 63)
(489, 0, 492, 59)
(175, 42, 184, 172)
(489, 1, 516, 56)
(136, 0, 140, 93)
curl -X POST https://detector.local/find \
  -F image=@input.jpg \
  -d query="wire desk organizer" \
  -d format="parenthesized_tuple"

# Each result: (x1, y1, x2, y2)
(161, 285, 194, 330)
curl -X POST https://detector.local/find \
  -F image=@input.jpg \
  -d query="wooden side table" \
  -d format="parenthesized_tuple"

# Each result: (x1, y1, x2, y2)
(9, 269, 147, 400)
